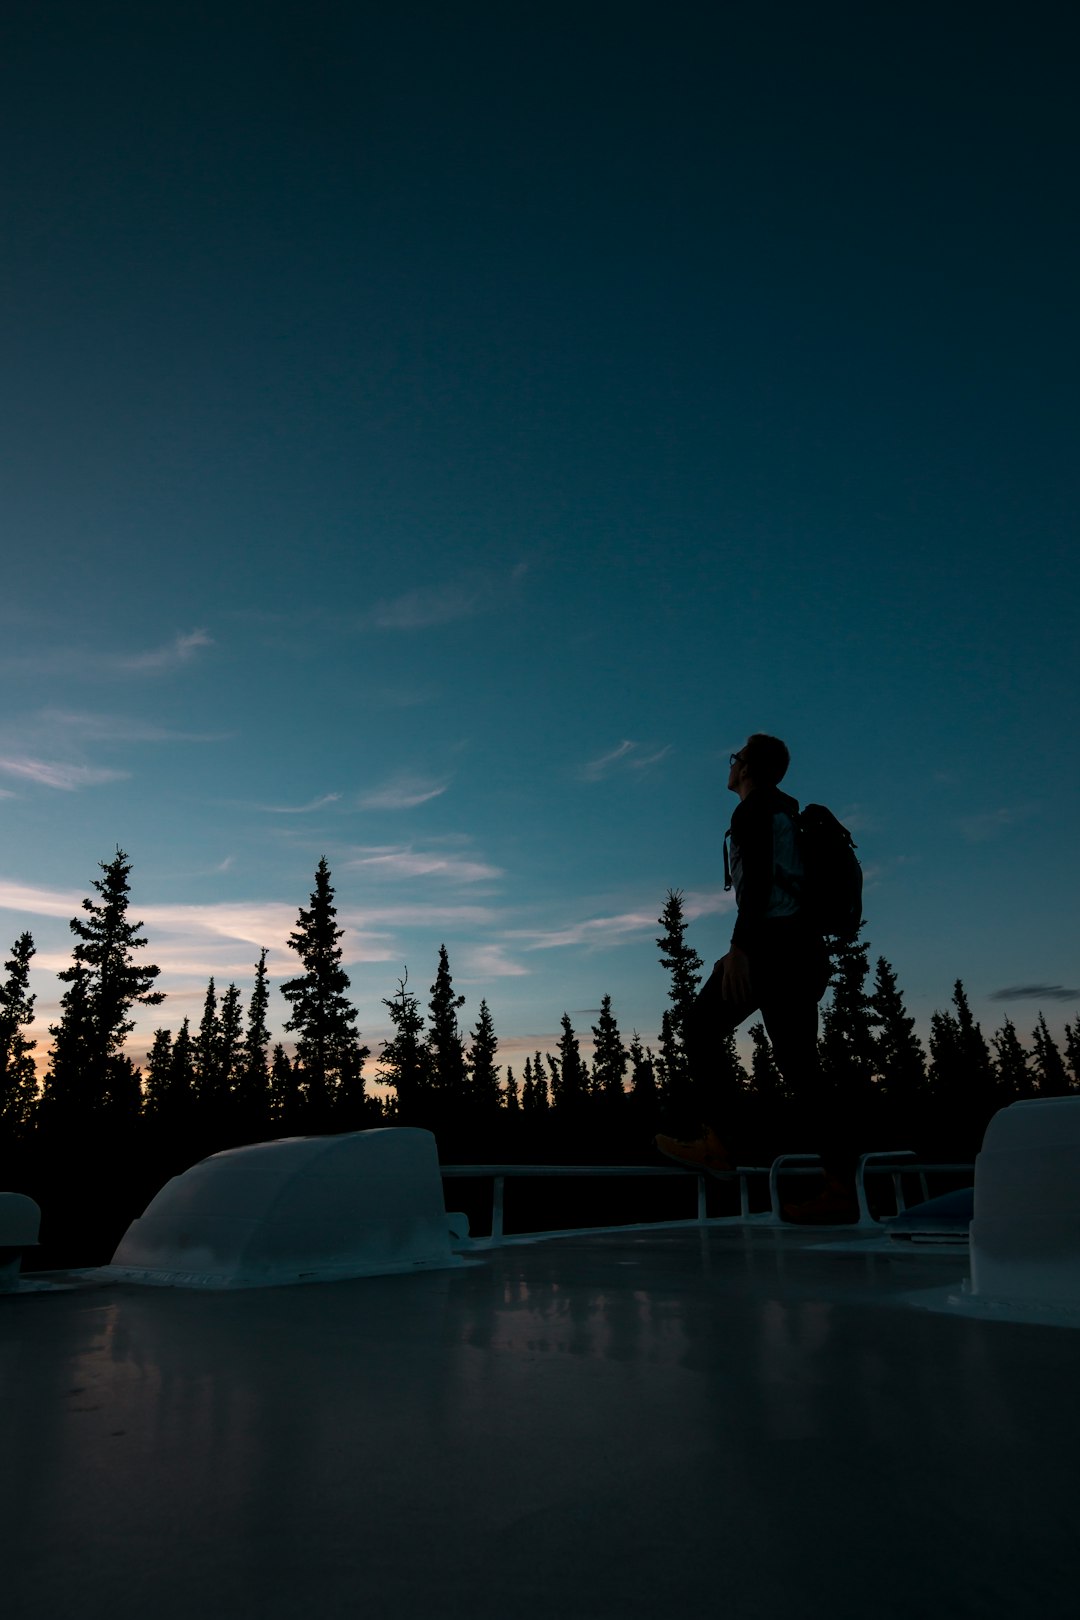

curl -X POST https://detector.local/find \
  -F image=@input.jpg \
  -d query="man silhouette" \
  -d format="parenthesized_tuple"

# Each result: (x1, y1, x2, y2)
(656, 733, 858, 1222)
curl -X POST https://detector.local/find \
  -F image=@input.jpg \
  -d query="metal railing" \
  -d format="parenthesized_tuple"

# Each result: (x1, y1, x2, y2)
(440, 1155, 975, 1244)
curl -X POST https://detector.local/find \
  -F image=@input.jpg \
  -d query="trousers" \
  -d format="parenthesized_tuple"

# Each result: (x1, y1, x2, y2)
(684, 920, 855, 1182)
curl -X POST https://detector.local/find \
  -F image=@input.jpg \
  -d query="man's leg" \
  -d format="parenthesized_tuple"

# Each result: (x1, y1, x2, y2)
(756, 931, 858, 1216)
(656, 965, 757, 1169)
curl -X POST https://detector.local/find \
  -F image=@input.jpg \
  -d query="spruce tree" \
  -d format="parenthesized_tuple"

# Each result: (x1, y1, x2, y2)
(144, 1018, 196, 1131)
(193, 978, 223, 1110)
(545, 1052, 561, 1106)
(143, 1028, 174, 1116)
(467, 998, 501, 1113)
(555, 1015, 589, 1110)
(816, 930, 878, 1150)
(1064, 1017, 1080, 1092)
(991, 1017, 1033, 1104)
(168, 1017, 196, 1120)
(868, 956, 927, 1136)
(628, 1032, 658, 1115)
(426, 945, 467, 1107)
(234, 950, 272, 1136)
(590, 995, 628, 1100)
(269, 1043, 301, 1132)
(527, 1051, 550, 1111)
(503, 1065, 520, 1111)
(818, 934, 877, 1092)
(521, 1056, 543, 1113)
(379, 972, 431, 1118)
(218, 983, 244, 1099)
(656, 890, 703, 1117)
(928, 980, 996, 1153)
(281, 858, 368, 1129)
(0, 932, 38, 1134)
(747, 1022, 784, 1103)
(1031, 1012, 1070, 1097)
(42, 850, 163, 1127)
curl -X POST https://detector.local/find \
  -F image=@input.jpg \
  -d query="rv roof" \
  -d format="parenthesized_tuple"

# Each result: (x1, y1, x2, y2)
(4, 1224, 1076, 1620)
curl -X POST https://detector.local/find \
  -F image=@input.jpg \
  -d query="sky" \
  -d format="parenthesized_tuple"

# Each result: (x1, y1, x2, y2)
(2, 0, 1078, 1086)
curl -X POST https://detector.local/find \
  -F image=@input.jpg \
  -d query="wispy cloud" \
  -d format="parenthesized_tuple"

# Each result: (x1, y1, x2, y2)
(579, 740, 672, 782)
(366, 565, 527, 633)
(0, 880, 84, 919)
(361, 902, 497, 927)
(457, 944, 529, 979)
(344, 845, 503, 884)
(509, 910, 660, 951)
(958, 804, 1040, 842)
(680, 889, 737, 922)
(357, 774, 449, 811)
(35, 708, 225, 744)
(369, 585, 482, 631)
(989, 984, 1080, 1003)
(0, 757, 129, 791)
(0, 881, 395, 975)
(117, 629, 214, 673)
(258, 793, 342, 815)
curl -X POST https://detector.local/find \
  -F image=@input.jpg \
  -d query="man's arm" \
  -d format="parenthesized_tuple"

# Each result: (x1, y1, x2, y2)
(729, 795, 775, 950)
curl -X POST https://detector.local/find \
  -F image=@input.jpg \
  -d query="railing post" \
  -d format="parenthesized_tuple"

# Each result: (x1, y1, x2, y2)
(855, 1151, 916, 1227)
(491, 1175, 505, 1244)
(768, 1154, 822, 1220)
(697, 1175, 707, 1223)
(739, 1171, 751, 1219)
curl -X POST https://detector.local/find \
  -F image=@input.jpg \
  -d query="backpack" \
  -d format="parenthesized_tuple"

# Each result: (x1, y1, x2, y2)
(792, 803, 863, 941)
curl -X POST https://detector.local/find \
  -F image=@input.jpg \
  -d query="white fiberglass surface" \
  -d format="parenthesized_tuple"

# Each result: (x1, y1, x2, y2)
(3, 1227, 1077, 1620)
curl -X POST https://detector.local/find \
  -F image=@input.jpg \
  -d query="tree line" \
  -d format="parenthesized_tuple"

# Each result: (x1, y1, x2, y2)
(2, 850, 1079, 1168)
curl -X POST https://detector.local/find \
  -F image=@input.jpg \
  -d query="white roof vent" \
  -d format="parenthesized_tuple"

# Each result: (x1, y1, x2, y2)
(107, 1127, 460, 1289)
(970, 1098, 1080, 1310)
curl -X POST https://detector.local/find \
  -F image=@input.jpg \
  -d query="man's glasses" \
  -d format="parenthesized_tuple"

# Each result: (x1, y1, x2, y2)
(729, 753, 744, 767)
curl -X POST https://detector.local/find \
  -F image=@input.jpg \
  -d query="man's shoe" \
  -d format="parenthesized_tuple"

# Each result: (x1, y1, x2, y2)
(655, 1127, 734, 1175)
(782, 1178, 859, 1224)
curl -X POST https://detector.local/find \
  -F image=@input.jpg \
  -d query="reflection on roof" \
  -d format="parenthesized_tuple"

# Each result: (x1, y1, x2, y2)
(4, 1221, 1078, 1620)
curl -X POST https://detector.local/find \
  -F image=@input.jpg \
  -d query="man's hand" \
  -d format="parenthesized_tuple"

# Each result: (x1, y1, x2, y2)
(719, 946, 752, 1006)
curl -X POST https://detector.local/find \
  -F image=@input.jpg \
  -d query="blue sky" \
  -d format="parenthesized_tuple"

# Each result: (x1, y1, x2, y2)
(3, 1, 1078, 1082)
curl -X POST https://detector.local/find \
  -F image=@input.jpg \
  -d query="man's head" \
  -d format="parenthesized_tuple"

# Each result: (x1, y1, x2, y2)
(728, 733, 790, 796)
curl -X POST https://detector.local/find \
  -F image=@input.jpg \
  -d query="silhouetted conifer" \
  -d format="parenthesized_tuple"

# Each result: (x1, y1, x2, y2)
(545, 1051, 560, 1105)
(269, 1043, 301, 1131)
(0, 932, 37, 1134)
(193, 978, 223, 1109)
(818, 932, 878, 1146)
(1031, 1012, 1070, 1097)
(591, 995, 628, 1100)
(427, 944, 467, 1107)
(143, 1028, 174, 1116)
(1064, 1017, 1080, 1091)
(656, 890, 703, 1118)
(928, 980, 996, 1154)
(41, 850, 162, 1128)
(868, 956, 927, 1135)
(281, 859, 368, 1129)
(521, 1056, 547, 1113)
(503, 1065, 520, 1111)
(467, 998, 501, 1112)
(168, 1017, 196, 1111)
(218, 984, 244, 1097)
(628, 1033, 658, 1114)
(379, 971, 431, 1118)
(991, 1017, 1033, 1104)
(234, 950, 272, 1136)
(555, 1015, 589, 1110)
(144, 1017, 195, 1132)
(747, 1023, 784, 1103)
